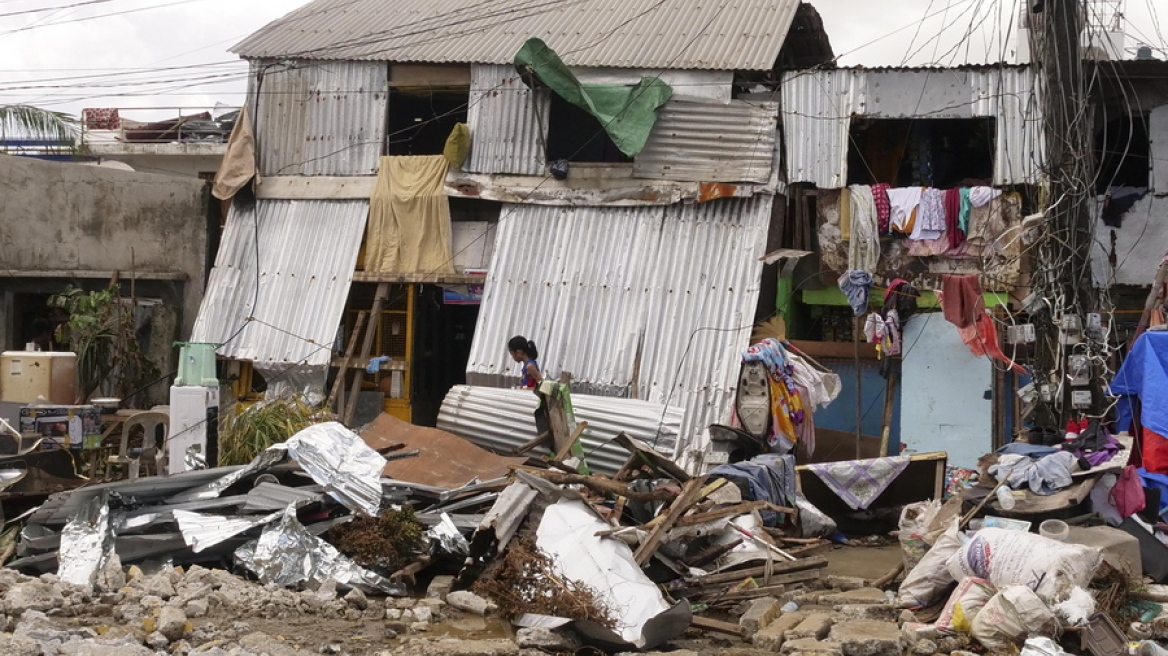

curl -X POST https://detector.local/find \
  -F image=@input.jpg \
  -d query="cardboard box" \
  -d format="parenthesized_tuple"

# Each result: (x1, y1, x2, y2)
(19, 404, 102, 450)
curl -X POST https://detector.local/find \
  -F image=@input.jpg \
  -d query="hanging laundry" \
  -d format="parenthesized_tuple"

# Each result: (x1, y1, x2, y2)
(968, 186, 1002, 207)
(741, 339, 808, 451)
(941, 274, 984, 329)
(944, 188, 965, 251)
(883, 279, 919, 326)
(906, 229, 950, 257)
(887, 187, 923, 234)
(959, 187, 973, 233)
(787, 351, 841, 409)
(959, 313, 1026, 374)
(838, 186, 852, 241)
(871, 183, 892, 233)
(838, 270, 874, 317)
(910, 188, 945, 240)
(847, 185, 879, 273)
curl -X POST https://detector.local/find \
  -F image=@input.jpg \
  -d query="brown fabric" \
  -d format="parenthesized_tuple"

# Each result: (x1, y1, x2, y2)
(360, 413, 524, 488)
(365, 155, 455, 274)
(211, 105, 257, 201)
(941, 274, 984, 329)
(838, 187, 852, 241)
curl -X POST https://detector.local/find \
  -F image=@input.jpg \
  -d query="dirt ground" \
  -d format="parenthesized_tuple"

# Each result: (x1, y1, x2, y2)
(823, 544, 903, 581)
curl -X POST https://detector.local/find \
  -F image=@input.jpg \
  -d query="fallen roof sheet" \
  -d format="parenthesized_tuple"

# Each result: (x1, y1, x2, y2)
(233, 0, 801, 71)
(360, 413, 526, 489)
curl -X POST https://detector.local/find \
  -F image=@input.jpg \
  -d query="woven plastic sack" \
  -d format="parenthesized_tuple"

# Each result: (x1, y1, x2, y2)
(896, 517, 961, 609)
(947, 528, 1102, 602)
(971, 586, 1060, 651)
(936, 577, 995, 634)
(898, 499, 943, 572)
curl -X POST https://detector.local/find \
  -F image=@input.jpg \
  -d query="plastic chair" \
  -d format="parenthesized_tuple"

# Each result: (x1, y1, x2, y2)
(107, 410, 170, 480)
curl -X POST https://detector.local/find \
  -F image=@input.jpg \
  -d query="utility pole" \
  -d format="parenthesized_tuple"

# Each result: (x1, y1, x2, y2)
(1033, 0, 1104, 428)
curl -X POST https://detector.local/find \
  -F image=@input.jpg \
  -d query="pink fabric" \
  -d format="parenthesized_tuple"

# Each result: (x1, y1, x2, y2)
(1110, 465, 1147, 518)
(872, 183, 891, 234)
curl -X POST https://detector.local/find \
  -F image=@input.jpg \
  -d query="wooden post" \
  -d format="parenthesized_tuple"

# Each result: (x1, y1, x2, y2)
(327, 310, 367, 414)
(879, 368, 898, 457)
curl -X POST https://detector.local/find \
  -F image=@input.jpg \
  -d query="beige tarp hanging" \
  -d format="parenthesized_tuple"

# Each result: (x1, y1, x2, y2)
(365, 155, 455, 274)
(211, 105, 257, 201)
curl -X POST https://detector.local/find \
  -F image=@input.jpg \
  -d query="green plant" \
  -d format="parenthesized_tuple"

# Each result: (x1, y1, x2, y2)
(217, 396, 327, 465)
(50, 285, 159, 403)
(0, 104, 77, 146)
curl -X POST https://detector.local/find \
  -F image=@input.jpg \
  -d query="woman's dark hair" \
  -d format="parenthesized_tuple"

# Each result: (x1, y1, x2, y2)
(507, 335, 538, 359)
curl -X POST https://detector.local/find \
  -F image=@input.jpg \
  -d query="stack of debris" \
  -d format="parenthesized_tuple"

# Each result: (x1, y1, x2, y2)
(4, 410, 842, 652)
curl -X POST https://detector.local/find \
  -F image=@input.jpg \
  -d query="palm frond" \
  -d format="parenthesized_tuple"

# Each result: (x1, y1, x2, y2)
(0, 105, 78, 145)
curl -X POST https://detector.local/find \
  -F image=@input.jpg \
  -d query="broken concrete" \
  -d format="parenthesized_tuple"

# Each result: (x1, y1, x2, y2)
(445, 591, 491, 616)
(753, 610, 808, 650)
(780, 638, 844, 656)
(789, 612, 834, 640)
(829, 620, 904, 656)
(515, 626, 581, 652)
(821, 588, 890, 606)
(740, 596, 783, 637)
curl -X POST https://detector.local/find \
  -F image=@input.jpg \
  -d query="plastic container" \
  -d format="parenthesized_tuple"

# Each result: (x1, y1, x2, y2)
(1135, 641, 1168, 656)
(1040, 519, 1070, 542)
(781, 601, 799, 613)
(174, 342, 218, 387)
(996, 484, 1017, 510)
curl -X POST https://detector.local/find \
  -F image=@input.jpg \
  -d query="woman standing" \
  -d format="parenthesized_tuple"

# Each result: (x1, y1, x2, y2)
(508, 335, 542, 389)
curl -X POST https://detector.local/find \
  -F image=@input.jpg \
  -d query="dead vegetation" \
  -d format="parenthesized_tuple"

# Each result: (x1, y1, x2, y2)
(474, 536, 617, 629)
(326, 507, 426, 573)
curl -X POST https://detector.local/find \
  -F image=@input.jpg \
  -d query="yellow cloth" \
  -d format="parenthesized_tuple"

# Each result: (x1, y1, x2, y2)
(443, 123, 471, 169)
(839, 187, 852, 241)
(769, 377, 802, 446)
(211, 105, 257, 200)
(365, 156, 455, 274)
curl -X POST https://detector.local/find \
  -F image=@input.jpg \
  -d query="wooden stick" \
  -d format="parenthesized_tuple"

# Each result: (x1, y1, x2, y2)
(344, 283, 389, 425)
(872, 561, 905, 588)
(960, 478, 1008, 529)
(516, 469, 678, 502)
(634, 477, 707, 566)
(684, 538, 744, 569)
(690, 616, 744, 637)
(327, 310, 367, 412)
(686, 555, 827, 587)
(879, 369, 898, 457)
(677, 501, 769, 526)
(552, 421, 588, 462)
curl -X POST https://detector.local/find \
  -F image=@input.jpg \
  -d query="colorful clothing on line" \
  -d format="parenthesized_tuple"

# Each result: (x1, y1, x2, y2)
(871, 183, 891, 233)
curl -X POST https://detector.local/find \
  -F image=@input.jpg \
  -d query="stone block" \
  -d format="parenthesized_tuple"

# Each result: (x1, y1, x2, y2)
(427, 575, 455, 600)
(446, 591, 490, 616)
(789, 613, 834, 640)
(740, 597, 784, 637)
(821, 588, 890, 606)
(156, 605, 188, 642)
(5, 581, 65, 614)
(901, 623, 941, 643)
(828, 620, 904, 656)
(780, 638, 844, 656)
(835, 604, 897, 622)
(752, 611, 808, 651)
(824, 576, 869, 591)
(516, 626, 581, 652)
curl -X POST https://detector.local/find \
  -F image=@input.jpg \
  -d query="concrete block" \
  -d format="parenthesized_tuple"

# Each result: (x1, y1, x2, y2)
(821, 588, 889, 606)
(824, 576, 869, 591)
(789, 613, 834, 640)
(753, 611, 808, 650)
(780, 638, 844, 656)
(829, 620, 904, 656)
(740, 597, 784, 637)
(901, 622, 942, 643)
(835, 604, 896, 622)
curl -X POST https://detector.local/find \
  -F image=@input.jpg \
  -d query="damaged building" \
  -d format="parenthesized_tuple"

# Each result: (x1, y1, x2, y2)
(191, 0, 835, 469)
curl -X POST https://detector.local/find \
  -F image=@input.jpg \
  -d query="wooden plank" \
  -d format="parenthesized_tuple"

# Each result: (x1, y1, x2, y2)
(685, 555, 828, 587)
(634, 477, 706, 566)
(344, 283, 389, 426)
(677, 501, 769, 526)
(327, 310, 367, 413)
(784, 542, 833, 559)
(552, 421, 588, 462)
(690, 616, 744, 637)
(614, 432, 690, 482)
(685, 570, 822, 599)
(879, 368, 898, 458)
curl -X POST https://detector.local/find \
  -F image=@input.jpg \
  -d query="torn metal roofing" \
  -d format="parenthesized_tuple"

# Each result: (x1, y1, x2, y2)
(190, 199, 367, 367)
(464, 195, 772, 456)
(233, 0, 802, 71)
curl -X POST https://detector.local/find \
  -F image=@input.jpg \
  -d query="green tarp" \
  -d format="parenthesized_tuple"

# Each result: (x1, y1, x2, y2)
(514, 38, 672, 158)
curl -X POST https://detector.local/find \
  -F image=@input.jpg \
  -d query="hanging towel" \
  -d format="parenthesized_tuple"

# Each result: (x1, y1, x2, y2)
(968, 186, 1002, 207)
(944, 188, 964, 251)
(848, 185, 879, 273)
(959, 187, 973, 233)
(871, 183, 892, 233)
(839, 270, 874, 317)
(365, 156, 456, 274)
(887, 187, 923, 234)
(958, 313, 1027, 374)
(941, 274, 984, 329)
(839, 187, 852, 241)
(212, 104, 258, 201)
(806, 456, 911, 510)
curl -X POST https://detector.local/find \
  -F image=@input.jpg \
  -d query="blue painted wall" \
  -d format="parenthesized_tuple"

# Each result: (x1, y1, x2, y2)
(813, 358, 902, 454)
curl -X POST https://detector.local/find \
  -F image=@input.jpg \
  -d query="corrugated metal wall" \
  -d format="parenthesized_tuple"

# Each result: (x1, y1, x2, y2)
(634, 100, 778, 184)
(781, 67, 1043, 188)
(254, 61, 388, 177)
(437, 385, 683, 474)
(191, 199, 368, 366)
(465, 64, 549, 176)
(465, 195, 773, 458)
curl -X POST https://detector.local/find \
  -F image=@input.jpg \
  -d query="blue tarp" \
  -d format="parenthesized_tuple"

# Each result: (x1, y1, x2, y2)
(709, 454, 796, 526)
(1111, 332, 1168, 436)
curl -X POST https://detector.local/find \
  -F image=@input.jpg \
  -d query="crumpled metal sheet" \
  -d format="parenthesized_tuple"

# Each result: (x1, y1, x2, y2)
(174, 509, 282, 553)
(427, 512, 469, 557)
(285, 422, 383, 517)
(185, 444, 208, 471)
(168, 446, 288, 504)
(234, 506, 406, 595)
(57, 491, 114, 587)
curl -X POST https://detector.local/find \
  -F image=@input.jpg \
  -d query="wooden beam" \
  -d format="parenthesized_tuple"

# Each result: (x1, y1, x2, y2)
(515, 468, 678, 502)
(344, 283, 389, 426)
(327, 310, 367, 413)
(634, 477, 707, 566)
(684, 555, 827, 587)
(690, 616, 744, 637)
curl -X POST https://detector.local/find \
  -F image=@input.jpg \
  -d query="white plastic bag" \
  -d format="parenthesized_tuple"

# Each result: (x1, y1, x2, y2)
(947, 528, 1102, 602)
(971, 586, 1060, 651)
(936, 577, 995, 634)
(898, 499, 942, 571)
(896, 517, 961, 608)
(1020, 637, 1071, 656)
(1054, 586, 1097, 627)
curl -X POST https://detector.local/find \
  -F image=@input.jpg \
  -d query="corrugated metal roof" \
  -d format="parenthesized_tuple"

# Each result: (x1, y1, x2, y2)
(780, 66, 1043, 188)
(233, 0, 801, 71)
(465, 195, 772, 457)
(437, 385, 683, 475)
(464, 64, 548, 176)
(253, 61, 388, 176)
(634, 99, 778, 183)
(190, 199, 367, 366)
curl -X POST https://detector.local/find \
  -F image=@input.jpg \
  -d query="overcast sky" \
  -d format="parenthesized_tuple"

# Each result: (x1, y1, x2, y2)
(1, 0, 1164, 121)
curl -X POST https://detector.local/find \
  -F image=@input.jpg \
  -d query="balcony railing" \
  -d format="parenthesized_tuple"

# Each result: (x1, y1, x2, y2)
(81, 106, 240, 145)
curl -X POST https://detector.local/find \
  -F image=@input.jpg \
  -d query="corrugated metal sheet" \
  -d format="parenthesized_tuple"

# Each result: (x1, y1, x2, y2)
(634, 99, 778, 183)
(465, 64, 548, 176)
(254, 61, 388, 176)
(233, 0, 801, 72)
(465, 195, 772, 458)
(437, 385, 683, 475)
(190, 199, 368, 366)
(781, 66, 1043, 188)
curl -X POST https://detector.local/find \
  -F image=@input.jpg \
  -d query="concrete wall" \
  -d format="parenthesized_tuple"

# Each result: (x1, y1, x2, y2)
(0, 155, 210, 345)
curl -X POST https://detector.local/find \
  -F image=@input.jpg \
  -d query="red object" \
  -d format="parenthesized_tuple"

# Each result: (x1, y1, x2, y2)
(1142, 427, 1168, 475)
(958, 313, 1026, 374)
(872, 183, 891, 233)
(944, 188, 965, 251)
(1111, 465, 1147, 518)
(941, 274, 984, 329)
